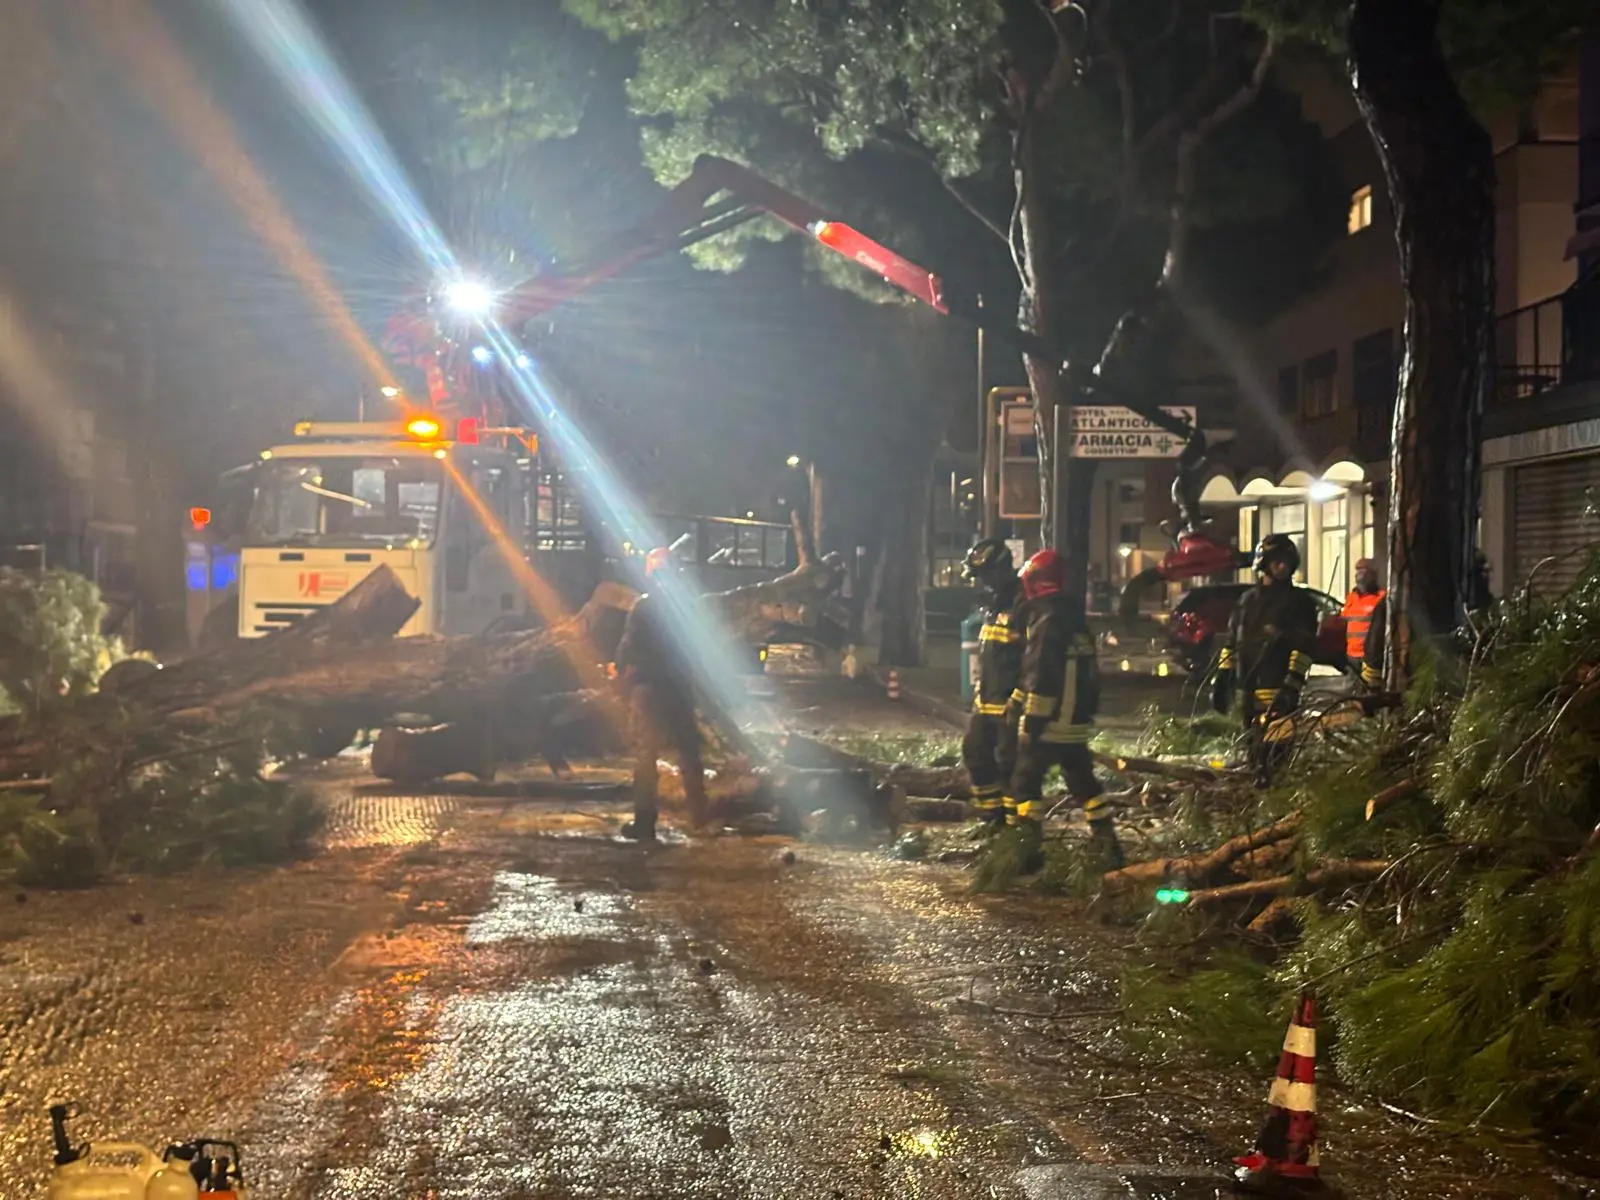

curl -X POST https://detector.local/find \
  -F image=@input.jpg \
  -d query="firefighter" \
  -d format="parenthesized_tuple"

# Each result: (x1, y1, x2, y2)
(613, 547, 710, 840)
(1007, 549, 1123, 867)
(1212, 534, 1319, 786)
(960, 539, 1025, 835)
(1341, 557, 1385, 678)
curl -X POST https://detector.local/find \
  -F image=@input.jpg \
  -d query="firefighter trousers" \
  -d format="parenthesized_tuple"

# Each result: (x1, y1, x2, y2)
(1008, 737, 1108, 825)
(1242, 688, 1297, 787)
(962, 710, 1017, 823)
(631, 685, 708, 827)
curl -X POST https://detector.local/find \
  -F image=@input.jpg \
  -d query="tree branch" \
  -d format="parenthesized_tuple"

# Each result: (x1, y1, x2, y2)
(1162, 33, 1278, 293)
(878, 130, 1010, 243)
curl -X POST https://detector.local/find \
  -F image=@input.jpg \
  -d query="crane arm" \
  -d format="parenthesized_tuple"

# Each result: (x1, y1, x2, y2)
(495, 155, 1198, 447)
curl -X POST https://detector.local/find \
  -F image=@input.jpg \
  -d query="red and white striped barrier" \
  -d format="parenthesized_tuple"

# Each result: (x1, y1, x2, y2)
(1233, 991, 1323, 1192)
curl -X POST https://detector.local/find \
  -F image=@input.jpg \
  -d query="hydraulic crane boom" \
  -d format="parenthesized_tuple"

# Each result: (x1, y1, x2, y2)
(488, 153, 1203, 453)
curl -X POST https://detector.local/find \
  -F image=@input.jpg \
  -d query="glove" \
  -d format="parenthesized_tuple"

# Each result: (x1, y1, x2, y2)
(1266, 682, 1300, 723)
(1211, 669, 1234, 715)
(1020, 715, 1046, 745)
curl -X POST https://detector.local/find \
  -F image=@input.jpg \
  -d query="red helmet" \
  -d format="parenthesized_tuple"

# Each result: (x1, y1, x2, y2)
(1020, 548, 1067, 600)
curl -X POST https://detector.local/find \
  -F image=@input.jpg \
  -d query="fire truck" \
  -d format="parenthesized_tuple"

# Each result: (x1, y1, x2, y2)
(188, 413, 794, 646)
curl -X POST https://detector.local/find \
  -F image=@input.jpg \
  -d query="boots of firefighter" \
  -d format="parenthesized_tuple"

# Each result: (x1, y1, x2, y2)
(969, 787, 1007, 839)
(1082, 795, 1125, 870)
(1009, 803, 1046, 873)
(1087, 816, 1124, 870)
(621, 811, 658, 841)
(682, 770, 711, 830)
(625, 753, 661, 841)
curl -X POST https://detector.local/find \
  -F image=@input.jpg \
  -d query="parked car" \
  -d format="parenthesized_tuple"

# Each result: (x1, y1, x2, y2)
(1165, 584, 1349, 676)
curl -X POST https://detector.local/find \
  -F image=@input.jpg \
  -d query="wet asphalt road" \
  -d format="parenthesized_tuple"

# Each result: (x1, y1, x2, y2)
(3, 670, 1597, 1198)
(4, 782, 1595, 1199)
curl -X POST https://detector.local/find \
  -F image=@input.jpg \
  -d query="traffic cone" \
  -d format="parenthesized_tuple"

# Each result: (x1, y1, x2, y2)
(886, 669, 901, 701)
(1233, 991, 1325, 1194)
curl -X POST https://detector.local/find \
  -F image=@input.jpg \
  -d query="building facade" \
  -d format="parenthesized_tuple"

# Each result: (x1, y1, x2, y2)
(1175, 47, 1588, 603)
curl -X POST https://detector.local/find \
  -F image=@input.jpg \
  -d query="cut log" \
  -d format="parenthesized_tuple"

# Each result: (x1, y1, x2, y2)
(1102, 812, 1304, 890)
(1093, 750, 1222, 784)
(1364, 778, 1420, 821)
(1183, 859, 1392, 905)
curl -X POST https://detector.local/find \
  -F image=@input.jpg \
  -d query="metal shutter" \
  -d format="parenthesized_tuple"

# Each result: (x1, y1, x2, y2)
(1512, 453, 1600, 597)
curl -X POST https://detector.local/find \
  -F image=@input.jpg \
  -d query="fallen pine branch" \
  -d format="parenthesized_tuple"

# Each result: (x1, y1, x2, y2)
(1183, 859, 1391, 905)
(1364, 777, 1421, 821)
(1092, 750, 1220, 784)
(1102, 812, 1304, 889)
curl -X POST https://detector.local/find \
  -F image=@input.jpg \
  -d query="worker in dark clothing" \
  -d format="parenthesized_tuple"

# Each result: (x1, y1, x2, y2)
(961, 538, 1025, 835)
(1007, 548, 1123, 868)
(613, 547, 709, 840)
(1213, 534, 1319, 787)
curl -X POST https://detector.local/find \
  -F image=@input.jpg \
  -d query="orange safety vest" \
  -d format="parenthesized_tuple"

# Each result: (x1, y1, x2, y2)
(1342, 589, 1385, 661)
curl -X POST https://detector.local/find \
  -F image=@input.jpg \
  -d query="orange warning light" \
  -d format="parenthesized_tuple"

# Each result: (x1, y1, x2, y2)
(189, 507, 212, 529)
(405, 415, 442, 439)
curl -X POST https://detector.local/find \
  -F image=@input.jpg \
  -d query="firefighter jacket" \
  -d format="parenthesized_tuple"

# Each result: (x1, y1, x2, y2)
(1341, 588, 1385, 662)
(974, 582, 1026, 716)
(1362, 595, 1386, 687)
(1013, 593, 1099, 743)
(1217, 579, 1319, 709)
(615, 592, 695, 702)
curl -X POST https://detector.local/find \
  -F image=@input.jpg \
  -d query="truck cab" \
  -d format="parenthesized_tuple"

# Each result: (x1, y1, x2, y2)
(231, 416, 544, 638)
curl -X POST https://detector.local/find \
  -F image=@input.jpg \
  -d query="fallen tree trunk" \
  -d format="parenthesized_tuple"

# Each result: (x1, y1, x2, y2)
(0, 565, 425, 781)
(709, 508, 851, 647)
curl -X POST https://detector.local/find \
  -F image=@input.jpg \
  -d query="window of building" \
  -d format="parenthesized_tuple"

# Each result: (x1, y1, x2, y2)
(1118, 521, 1141, 545)
(1265, 502, 1308, 583)
(1320, 496, 1348, 594)
(1352, 329, 1395, 409)
(1302, 350, 1338, 419)
(1278, 365, 1299, 414)
(1348, 184, 1373, 234)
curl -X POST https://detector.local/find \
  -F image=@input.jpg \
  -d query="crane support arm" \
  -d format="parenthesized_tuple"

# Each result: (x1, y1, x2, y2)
(482, 155, 1204, 487)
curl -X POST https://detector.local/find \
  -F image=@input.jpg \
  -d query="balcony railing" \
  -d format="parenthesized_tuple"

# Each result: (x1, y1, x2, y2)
(1495, 279, 1600, 405)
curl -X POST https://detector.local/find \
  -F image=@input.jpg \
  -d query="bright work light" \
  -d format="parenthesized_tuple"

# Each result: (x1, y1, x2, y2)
(443, 277, 494, 317)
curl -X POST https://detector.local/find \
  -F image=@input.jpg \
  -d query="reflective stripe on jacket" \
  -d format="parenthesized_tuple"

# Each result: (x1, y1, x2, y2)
(974, 587, 1025, 715)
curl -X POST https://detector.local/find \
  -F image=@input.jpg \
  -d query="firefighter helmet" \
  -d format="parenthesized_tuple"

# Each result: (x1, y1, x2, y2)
(1252, 533, 1301, 578)
(962, 538, 1014, 584)
(1020, 548, 1068, 600)
(643, 547, 675, 577)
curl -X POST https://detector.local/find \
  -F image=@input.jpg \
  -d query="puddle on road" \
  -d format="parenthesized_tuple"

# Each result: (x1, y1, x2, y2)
(1016, 1163, 1232, 1199)
(465, 870, 630, 944)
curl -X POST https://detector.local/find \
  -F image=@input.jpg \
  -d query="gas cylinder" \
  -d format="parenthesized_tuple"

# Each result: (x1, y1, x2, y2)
(44, 1143, 162, 1200)
(145, 1146, 200, 1200)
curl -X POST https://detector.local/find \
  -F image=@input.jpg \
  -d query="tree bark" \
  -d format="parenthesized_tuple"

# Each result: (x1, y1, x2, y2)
(876, 436, 934, 667)
(1348, 0, 1496, 687)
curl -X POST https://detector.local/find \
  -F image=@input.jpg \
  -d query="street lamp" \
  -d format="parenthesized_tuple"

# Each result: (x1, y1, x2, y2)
(785, 454, 802, 468)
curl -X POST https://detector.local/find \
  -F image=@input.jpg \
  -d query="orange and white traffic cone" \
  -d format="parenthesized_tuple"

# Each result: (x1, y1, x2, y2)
(1233, 991, 1325, 1194)
(886, 669, 901, 701)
